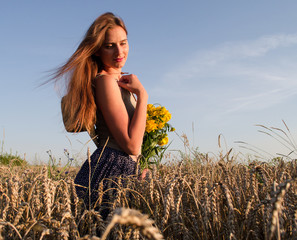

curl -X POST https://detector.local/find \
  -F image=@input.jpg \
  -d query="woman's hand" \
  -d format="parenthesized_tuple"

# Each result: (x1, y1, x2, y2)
(138, 168, 150, 180)
(117, 74, 147, 97)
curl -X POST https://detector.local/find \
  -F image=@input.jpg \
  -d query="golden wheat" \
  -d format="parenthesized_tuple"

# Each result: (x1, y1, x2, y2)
(0, 153, 297, 239)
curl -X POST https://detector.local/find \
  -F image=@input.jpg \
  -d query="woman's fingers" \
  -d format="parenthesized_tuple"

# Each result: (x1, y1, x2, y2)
(119, 74, 137, 83)
(118, 75, 130, 83)
(118, 74, 143, 94)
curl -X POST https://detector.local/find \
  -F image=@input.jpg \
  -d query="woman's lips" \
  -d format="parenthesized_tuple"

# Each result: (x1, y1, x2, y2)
(115, 57, 124, 62)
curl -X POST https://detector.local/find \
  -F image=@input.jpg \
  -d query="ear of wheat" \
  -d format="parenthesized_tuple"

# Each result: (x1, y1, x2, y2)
(101, 207, 163, 240)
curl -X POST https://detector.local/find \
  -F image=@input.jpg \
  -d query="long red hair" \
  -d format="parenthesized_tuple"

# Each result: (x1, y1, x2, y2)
(53, 12, 127, 132)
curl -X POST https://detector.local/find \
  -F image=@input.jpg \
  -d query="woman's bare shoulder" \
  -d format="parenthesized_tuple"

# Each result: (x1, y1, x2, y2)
(94, 74, 118, 87)
(94, 74, 122, 106)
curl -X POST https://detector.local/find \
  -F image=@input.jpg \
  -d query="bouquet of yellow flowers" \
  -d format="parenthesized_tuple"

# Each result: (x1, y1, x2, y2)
(140, 104, 175, 169)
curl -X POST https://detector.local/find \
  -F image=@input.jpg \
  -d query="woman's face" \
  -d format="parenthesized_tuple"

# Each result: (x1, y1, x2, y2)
(98, 26, 129, 72)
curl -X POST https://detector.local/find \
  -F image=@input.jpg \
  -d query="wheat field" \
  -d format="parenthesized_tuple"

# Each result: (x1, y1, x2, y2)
(0, 150, 297, 240)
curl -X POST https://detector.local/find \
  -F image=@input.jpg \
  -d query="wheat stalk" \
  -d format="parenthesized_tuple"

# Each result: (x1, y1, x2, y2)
(268, 180, 291, 240)
(220, 183, 236, 236)
(162, 179, 176, 227)
(101, 207, 163, 240)
(0, 221, 22, 240)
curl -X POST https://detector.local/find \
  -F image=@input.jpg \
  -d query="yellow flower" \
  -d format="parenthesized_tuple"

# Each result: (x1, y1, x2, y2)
(147, 104, 154, 111)
(145, 120, 158, 133)
(159, 107, 167, 115)
(158, 136, 169, 146)
(164, 111, 172, 122)
(157, 122, 165, 130)
(152, 110, 159, 117)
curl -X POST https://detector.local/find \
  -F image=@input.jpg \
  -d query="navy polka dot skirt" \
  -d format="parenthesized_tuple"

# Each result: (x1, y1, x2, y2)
(74, 146, 139, 218)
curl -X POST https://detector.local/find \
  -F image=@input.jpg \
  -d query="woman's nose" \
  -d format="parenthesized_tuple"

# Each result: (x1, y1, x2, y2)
(115, 44, 122, 55)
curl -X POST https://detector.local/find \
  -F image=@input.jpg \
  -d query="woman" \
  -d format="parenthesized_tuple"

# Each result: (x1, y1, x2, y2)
(54, 12, 148, 218)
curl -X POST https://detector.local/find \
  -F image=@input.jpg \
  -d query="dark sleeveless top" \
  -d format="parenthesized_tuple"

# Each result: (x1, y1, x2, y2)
(95, 87, 136, 149)
(94, 74, 140, 159)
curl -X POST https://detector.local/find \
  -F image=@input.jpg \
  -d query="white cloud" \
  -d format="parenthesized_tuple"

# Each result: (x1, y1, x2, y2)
(226, 87, 297, 113)
(159, 33, 297, 114)
(219, 34, 297, 58)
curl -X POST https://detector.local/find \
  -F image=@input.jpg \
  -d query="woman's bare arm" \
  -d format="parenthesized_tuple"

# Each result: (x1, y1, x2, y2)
(94, 74, 148, 155)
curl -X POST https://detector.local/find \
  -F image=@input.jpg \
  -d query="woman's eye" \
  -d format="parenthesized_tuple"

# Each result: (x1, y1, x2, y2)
(105, 45, 113, 49)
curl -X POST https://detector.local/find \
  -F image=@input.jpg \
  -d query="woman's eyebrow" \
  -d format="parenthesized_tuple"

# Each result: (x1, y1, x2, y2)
(104, 39, 128, 44)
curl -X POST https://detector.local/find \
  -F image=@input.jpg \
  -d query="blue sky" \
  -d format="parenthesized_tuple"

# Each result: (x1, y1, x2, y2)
(1, 1, 297, 164)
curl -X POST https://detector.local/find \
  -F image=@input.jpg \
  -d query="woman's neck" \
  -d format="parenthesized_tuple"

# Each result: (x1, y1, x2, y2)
(99, 68, 128, 78)
(101, 65, 122, 74)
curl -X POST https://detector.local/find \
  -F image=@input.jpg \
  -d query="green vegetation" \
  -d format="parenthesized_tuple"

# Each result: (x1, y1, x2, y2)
(0, 152, 26, 166)
(0, 138, 26, 166)
(46, 149, 75, 180)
